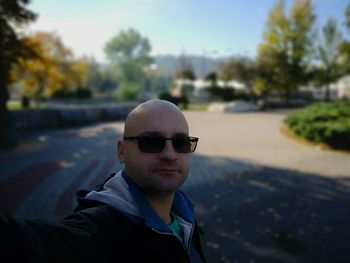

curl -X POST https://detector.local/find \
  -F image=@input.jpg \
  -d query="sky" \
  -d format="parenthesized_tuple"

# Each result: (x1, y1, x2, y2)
(27, 0, 349, 63)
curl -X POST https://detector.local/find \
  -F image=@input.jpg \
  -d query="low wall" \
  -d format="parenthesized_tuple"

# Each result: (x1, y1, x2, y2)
(11, 103, 139, 131)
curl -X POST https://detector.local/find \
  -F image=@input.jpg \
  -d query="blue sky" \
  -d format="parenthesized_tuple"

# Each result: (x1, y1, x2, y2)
(28, 0, 349, 62)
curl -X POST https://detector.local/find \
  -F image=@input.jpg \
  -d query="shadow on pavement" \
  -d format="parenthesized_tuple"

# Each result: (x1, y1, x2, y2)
(0, 125, 123, 218)
(1, 132, 350, 263)
(184, 154, 350, 263)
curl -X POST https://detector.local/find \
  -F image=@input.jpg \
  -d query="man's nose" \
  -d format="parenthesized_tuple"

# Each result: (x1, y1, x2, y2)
(159, 140, 177, 160)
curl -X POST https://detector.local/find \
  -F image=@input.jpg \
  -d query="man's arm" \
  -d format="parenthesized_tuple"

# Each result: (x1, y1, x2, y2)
(0, 211, 100, 263)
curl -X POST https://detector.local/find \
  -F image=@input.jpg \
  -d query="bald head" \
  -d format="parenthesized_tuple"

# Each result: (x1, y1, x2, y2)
(124, 99, 188, 136)
(117, 99, 192, 197)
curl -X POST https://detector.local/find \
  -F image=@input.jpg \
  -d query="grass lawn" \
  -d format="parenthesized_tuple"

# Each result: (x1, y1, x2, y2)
(7, 101, 45, 111)
(7, 101, 23, 111)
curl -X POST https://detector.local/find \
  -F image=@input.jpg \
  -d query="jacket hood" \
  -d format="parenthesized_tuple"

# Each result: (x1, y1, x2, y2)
(77, 170, 195, 234)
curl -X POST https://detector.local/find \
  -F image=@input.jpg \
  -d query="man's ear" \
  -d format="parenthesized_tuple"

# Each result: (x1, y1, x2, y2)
(117, 140, 126, 163)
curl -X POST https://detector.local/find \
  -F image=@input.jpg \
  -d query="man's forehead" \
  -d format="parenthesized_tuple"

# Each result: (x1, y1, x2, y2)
(125, 102, 189, 135)
(129, 114, 188, 132)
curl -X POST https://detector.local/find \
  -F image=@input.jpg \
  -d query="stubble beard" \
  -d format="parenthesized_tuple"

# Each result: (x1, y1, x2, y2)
(145, 165, 189, 195)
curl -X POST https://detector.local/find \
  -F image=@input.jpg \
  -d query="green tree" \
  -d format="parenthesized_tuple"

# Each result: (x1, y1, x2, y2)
(204, 72, 220, 100)
(100, 68, 118, 92)
(175, 55, 196, 80)
(345, 4, 350, 30)
(313, 18, 344, 101)
(0, 0, 36, 149)
(219, 56, 256, 100)
(338, 4, 350, 74)
(204, 72, 218, 88)
(104, 28, 153, 100)
(85, 57, 104, 92)
(174, 55, 196, 102)
(255, 0, 315, 100)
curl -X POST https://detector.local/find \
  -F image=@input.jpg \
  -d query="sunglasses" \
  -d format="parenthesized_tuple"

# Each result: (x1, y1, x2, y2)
(123, 135, 199, 154)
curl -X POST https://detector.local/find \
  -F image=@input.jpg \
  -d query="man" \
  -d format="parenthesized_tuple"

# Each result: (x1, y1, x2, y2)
(0, 99, 206, 263)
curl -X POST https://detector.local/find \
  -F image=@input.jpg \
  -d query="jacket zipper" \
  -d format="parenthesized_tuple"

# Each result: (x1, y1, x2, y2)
(151, 228, 191, 260)
(151, 226, 205, 263)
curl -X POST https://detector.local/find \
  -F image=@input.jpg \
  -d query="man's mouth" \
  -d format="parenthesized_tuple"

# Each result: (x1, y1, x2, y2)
(154, 168, 179, 173)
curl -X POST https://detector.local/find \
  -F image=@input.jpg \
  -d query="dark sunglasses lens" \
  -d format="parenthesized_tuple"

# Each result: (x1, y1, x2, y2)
(173, 137, 195, 153)
(138, 136, 165, 153)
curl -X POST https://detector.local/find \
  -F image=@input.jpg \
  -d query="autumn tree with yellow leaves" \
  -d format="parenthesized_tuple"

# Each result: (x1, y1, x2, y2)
(11, 32, 89, 101)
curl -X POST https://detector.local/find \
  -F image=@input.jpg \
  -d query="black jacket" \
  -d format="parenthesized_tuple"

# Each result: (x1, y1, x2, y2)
(0, 171, 206, 262)
(1, 204, 205, 262)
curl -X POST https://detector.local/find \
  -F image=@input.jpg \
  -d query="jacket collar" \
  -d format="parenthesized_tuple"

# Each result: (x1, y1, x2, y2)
(121, 170, 194, 232)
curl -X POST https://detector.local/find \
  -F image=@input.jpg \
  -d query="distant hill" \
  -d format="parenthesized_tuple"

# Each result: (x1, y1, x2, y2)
(154, 54, 228, 79)
(97, 54, 229, 79)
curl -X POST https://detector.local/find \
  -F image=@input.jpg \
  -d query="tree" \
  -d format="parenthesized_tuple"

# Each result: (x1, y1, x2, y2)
(204, 71, 231, 101)
(174, 55, 196, 104)
(345, 4, 350, 30)
(313, 18, 344, 101)
(255, 0, 315, 100)
(104, 28, 153, 100)
(175, 55, 196, 80)
(203, 72, 218, 100)
(12, 32, 88, 100)
(84, 57, 104, 92)
(204, 72, 218, 88)
(0, 0, 36, 149)
(219, 56, 256, 100)
(338, 4, 350, 74)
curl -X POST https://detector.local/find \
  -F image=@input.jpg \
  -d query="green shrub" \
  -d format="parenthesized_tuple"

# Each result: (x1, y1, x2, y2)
(205, 87, 235, 102)
(74, 87, 91, 98)
(158, 92, 189, 109)
(114, 83, 139, 101)
(284, 101, 350, 150)
(51, 87, 92, 99)
(205, 87, 251, 102)
(51, 89, 71, 98)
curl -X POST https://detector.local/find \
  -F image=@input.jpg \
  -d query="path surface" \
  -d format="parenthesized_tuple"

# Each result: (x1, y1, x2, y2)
(1, 110, 349, 263)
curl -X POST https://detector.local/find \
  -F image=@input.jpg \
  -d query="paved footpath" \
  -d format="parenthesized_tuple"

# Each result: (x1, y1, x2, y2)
(1, 110, 350, 263)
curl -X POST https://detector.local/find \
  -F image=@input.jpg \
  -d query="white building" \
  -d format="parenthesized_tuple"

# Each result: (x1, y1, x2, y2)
(175, 79, 246, 99)
(334, 75, 350, 98)
(300, 75, 350, 100)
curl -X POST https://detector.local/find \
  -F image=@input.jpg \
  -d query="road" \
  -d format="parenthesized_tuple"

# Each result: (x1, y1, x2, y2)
(1, 110, 350, 263)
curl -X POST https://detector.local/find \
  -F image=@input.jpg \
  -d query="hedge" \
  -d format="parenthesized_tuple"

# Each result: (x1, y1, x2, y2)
(284, 101, 350, 150)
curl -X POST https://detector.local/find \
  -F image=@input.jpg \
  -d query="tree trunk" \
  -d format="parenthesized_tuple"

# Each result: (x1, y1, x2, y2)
(284, 90, 291, 105)
(0, 82, 18, 150)
(324, 84, 331, 102)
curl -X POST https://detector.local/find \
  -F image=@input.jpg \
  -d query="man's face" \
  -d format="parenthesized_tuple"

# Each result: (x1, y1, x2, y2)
(118, 105, 191, 196)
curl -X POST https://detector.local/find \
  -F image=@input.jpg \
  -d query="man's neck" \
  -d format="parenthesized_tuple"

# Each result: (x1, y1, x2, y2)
(144, 192, 175, 224)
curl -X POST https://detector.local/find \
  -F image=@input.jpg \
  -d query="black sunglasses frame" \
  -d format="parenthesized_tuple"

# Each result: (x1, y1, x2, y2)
(123, 135, 199, 154)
